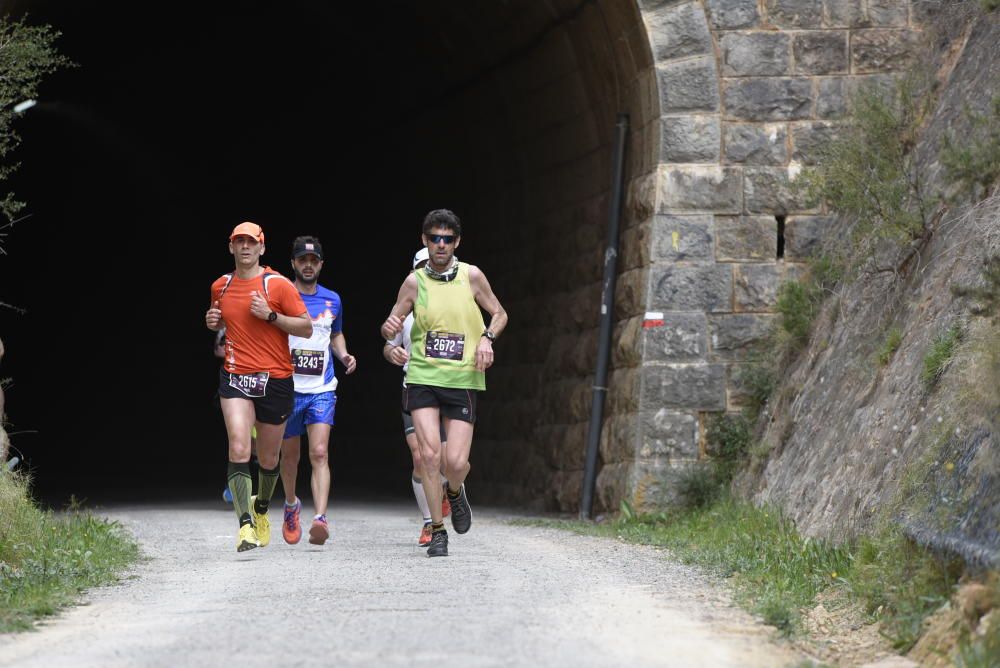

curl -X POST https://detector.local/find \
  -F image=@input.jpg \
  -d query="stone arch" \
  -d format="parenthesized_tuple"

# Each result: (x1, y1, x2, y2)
(422, 1, 664, 511)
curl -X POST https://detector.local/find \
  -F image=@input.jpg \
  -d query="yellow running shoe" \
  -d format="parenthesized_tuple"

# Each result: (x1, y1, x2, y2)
(250, 495, 270, 547)
(237, 523, 260, 552)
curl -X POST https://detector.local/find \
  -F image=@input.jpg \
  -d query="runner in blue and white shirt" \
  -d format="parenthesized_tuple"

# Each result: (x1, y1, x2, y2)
(279, 236, 356, 546)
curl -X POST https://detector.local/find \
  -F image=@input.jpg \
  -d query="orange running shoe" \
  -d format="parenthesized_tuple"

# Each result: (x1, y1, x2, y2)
(309, 515, 329, 545)
(442, 482, 451, 518)
(418, 522, 433, 546)
(282, 498, 302, 544)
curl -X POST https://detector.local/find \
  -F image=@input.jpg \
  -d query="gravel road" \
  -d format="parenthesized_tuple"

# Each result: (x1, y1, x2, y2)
(0, 499, 804, 667)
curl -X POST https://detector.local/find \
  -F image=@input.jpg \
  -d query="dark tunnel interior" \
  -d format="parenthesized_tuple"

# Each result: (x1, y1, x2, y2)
(0, 1, 654, 508)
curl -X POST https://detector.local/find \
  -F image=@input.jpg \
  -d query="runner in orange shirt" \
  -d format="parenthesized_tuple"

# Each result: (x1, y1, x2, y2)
(215, 327, 257, 505)
(205, 221, 312, 552)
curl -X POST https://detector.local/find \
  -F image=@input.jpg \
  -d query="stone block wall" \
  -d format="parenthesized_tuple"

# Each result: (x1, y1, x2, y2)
(623, 0, 921, 509)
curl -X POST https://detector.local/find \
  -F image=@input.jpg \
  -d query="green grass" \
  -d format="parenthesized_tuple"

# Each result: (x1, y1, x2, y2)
(847, 528, 963, 651)
(0, 472, 139, 632)
(518, 497, 851, 635)
(878, 327, 903, 366)
(955, 614, 1000, 667)
(921, 324, 963, 390)
(516, 498, 967, 645)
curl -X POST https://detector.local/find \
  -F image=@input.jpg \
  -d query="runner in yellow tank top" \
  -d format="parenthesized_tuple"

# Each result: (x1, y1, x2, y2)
(380, 209, 508, 557)
(407, 262, 486, 391)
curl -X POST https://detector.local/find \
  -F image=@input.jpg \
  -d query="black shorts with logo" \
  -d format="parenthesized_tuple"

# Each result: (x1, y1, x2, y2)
(218, 367, 294, 425)
(402, 384, 477, 424)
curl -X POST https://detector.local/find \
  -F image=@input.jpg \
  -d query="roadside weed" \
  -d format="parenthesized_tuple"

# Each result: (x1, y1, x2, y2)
(518, 498, 850, 636)
(516, 500, 970, 647)
(954, 610, 1000, 667)
(0, 471, 139, 632)
(835, 528, 962, 651)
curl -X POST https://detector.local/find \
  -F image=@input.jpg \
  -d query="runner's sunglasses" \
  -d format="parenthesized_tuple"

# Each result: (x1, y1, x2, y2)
(427, 234, 457, 244)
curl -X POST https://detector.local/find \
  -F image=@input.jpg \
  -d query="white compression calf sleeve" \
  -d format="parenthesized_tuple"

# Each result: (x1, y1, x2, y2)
(412, 475, 431, 522)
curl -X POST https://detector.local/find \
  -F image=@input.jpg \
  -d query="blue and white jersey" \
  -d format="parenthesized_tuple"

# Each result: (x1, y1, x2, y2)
(287, 284, 343, 394)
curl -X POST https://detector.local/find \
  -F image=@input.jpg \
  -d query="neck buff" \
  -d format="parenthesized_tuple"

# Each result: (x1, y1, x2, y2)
(424, 255, 459, 282)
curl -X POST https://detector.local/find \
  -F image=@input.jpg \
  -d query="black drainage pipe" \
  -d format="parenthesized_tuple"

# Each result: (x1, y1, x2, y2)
(580, 112, 629, 520)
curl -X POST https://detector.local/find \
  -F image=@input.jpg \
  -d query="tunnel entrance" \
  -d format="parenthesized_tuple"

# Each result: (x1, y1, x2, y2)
(1, 1, 656, 506)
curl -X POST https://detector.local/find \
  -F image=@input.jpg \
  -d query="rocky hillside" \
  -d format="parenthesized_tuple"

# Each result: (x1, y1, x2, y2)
(737, 6, 1000, 569)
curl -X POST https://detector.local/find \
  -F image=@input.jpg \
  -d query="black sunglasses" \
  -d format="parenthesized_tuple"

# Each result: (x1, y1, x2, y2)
(427, 234, 457, 245)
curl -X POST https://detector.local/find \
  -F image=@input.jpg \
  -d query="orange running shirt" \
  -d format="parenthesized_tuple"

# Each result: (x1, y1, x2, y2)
(210, 267, 307, 378)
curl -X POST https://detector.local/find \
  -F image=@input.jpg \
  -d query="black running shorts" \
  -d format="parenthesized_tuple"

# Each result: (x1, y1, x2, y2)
(218, 368, 294, 425)
(402, 384, 477, 424)
(401, 410, 449, 439)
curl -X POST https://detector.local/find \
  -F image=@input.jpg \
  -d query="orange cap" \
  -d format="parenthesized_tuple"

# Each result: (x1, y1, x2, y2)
(230, 221, 264, 243)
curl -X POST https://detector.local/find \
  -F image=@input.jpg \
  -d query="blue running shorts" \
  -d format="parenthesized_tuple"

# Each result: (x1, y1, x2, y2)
(283, 391, 336, 438)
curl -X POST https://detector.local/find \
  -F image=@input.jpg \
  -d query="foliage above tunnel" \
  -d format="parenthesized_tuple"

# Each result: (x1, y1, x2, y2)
(0, 16, 70, 226)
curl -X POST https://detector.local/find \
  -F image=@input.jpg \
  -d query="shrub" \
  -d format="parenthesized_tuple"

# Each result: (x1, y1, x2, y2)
(941, 96, 1000, 201)
(809, 253, 847, 292)
(676, 413, 754, 509)
(776, 280, 821, 344)
(736, 356, 776, 419)
(706, 412, 751, 480)
(735, 252, 843, 419)
(675, 462, 722, 509)
(802, 76, 932, 245)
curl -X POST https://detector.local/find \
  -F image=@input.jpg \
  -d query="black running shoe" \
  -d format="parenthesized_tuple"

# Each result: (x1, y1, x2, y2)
(427, 529, 448, 557)
(448, 484, 472, 534)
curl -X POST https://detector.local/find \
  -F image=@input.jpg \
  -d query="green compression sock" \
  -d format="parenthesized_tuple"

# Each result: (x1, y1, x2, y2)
(227, 462, 252, 525)
(255, 464, 280, 513)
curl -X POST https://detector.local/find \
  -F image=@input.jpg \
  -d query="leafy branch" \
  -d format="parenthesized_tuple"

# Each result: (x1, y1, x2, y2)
(0, 16, 72, 226)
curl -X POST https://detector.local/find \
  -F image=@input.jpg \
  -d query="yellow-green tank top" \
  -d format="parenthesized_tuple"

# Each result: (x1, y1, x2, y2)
(407, 262, 487, 391)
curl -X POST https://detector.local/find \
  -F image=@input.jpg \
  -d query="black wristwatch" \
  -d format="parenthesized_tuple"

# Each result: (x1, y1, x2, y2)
(267, 311, 278, 322)
(482, 329, 496, 342)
